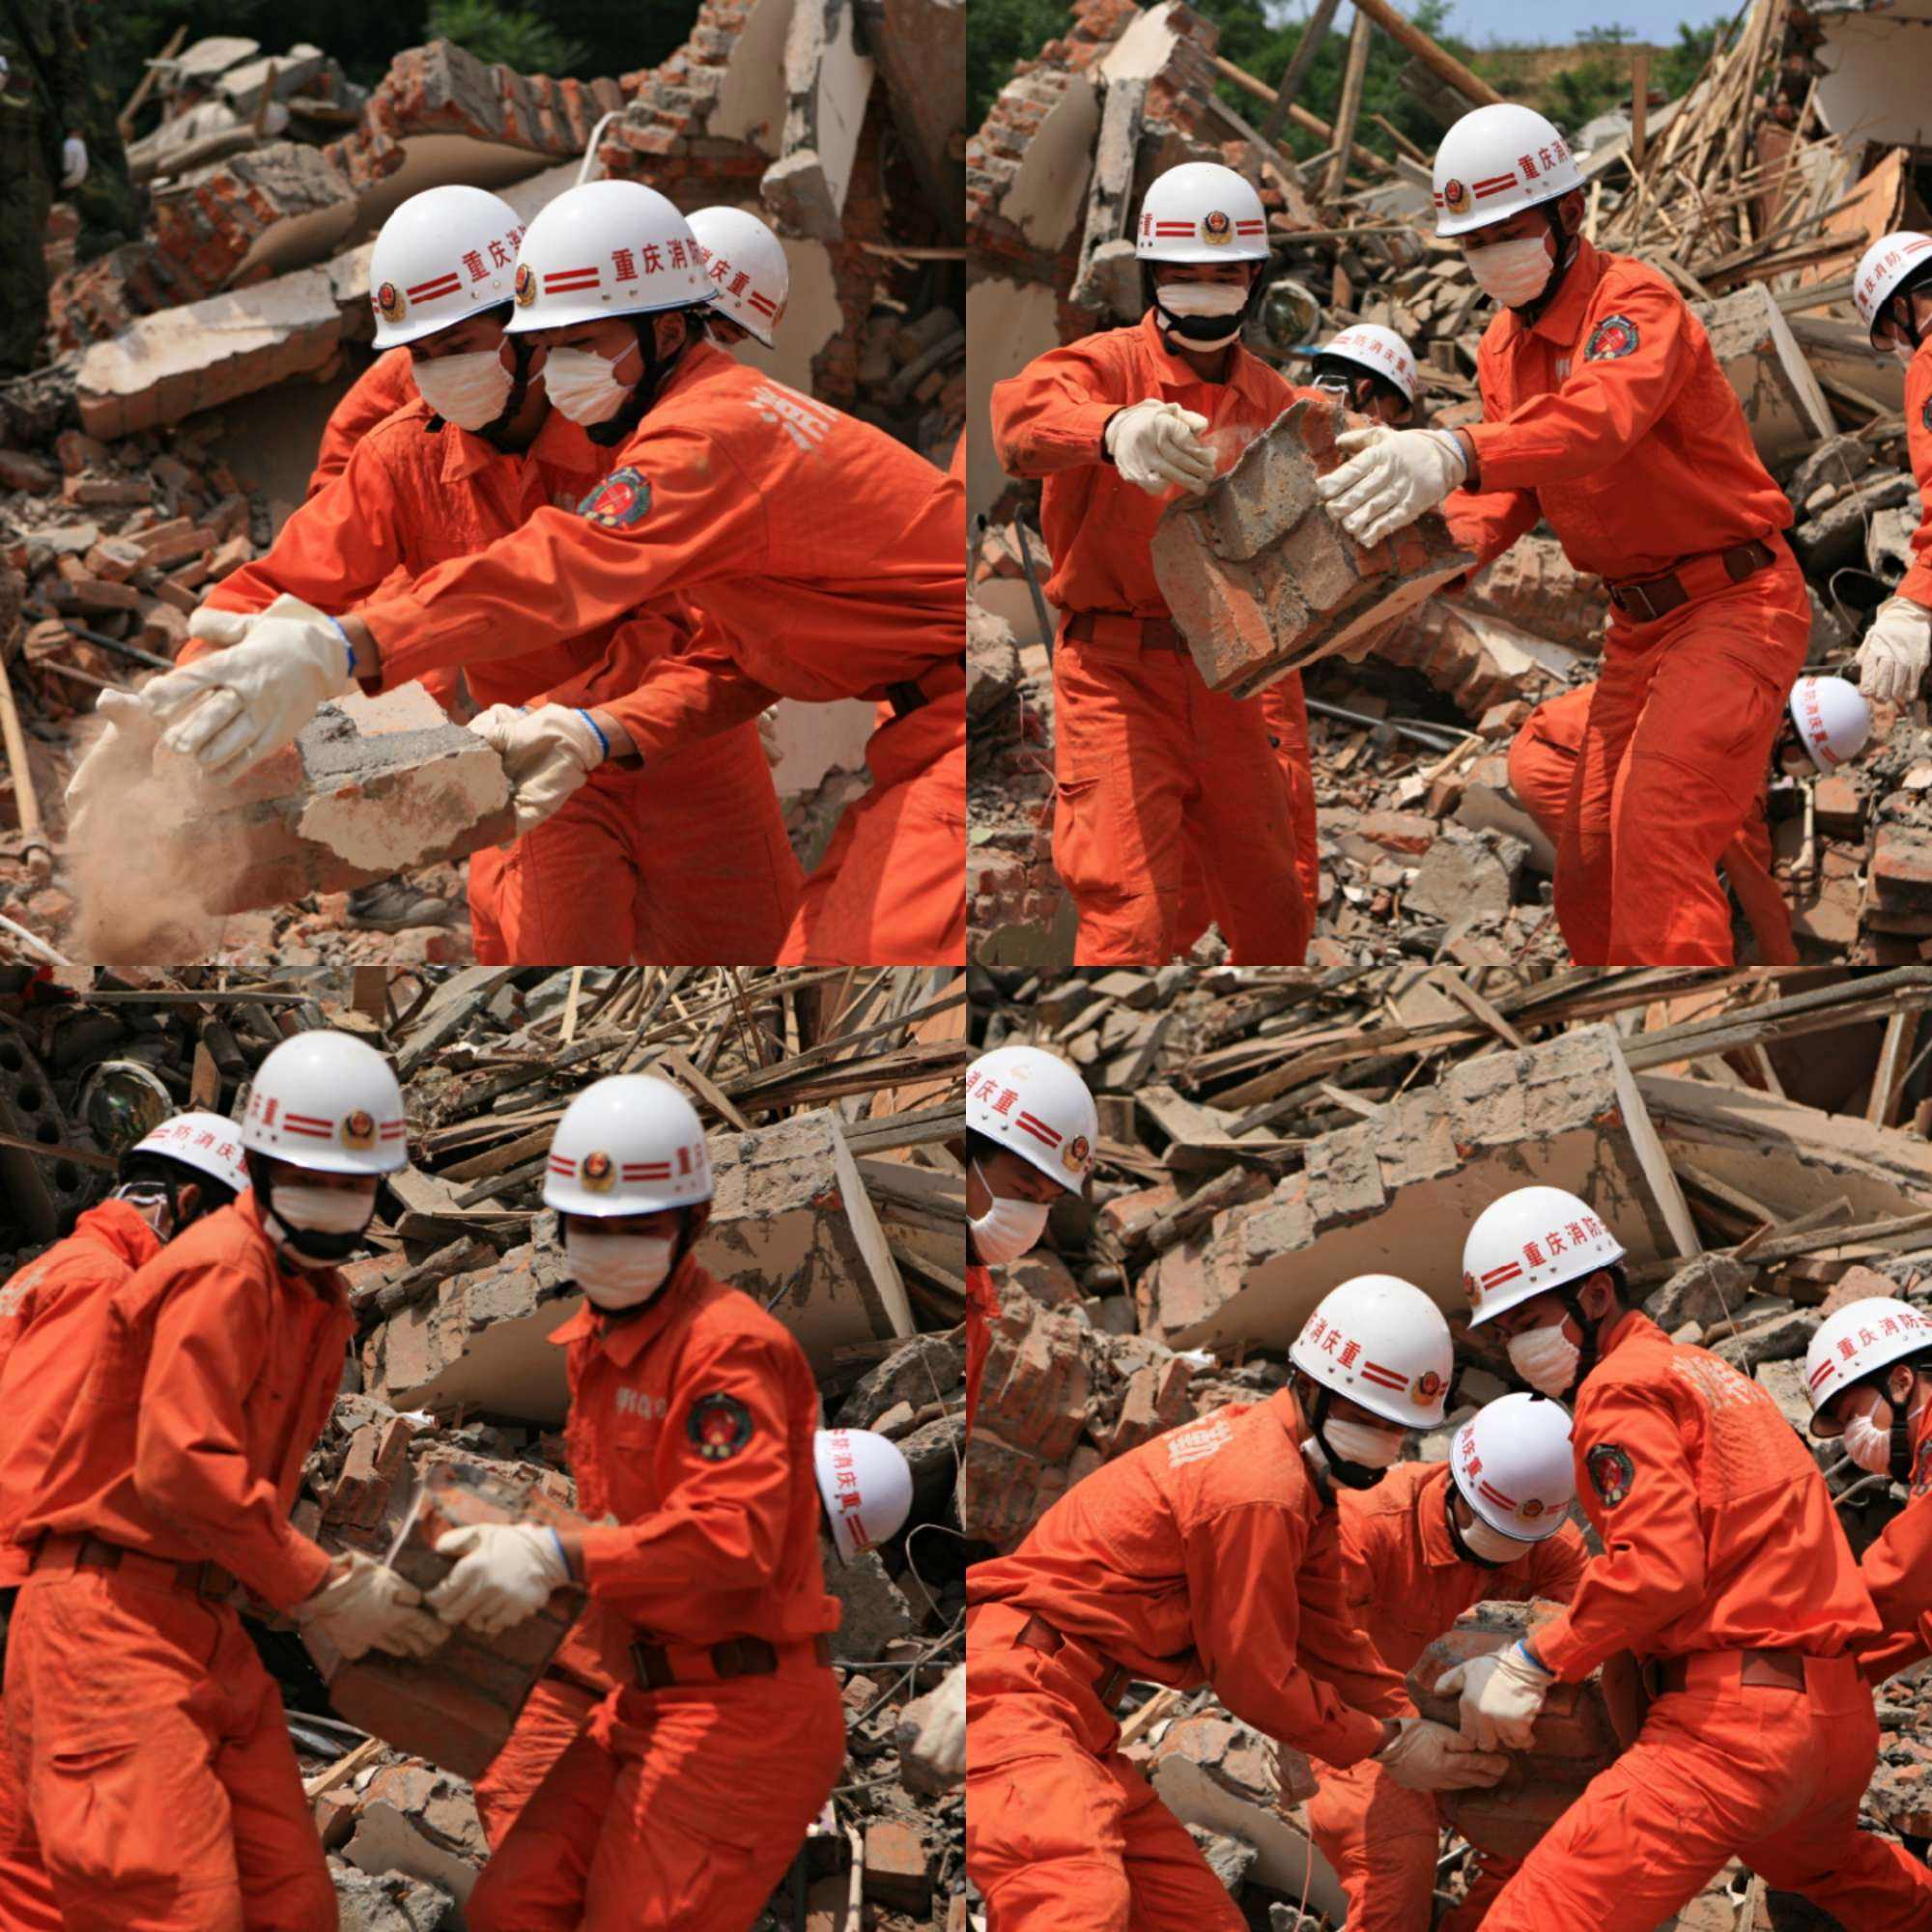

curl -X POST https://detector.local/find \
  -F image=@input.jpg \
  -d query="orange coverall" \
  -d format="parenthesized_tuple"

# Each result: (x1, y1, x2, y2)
(466, 1256, 845, 1932)
(1309, 1458, 1586, 1932)
(1904, 337, 1932, 610)
(989, 313, 1317, 966)
(965, 1259, 995, 1435)
(4, 1194, 351, 1932)
(1444, 239, 1808, 965)
(965, 1390, 1411, 1930)
(309, 346, 416, 494)
(1507, 683, 1797, 962)
(1850, 1394, 1932, 1687)
(0, 1199, 162, 1932)
(353, 344, 966, 967)
(1480, 1309, 1932, 1930)
(200, 399, 803, 965)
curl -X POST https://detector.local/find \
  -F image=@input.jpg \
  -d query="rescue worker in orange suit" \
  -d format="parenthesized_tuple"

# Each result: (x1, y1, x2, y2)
(109, 185, 803, 967)
(1318, 103, 1812, 966)
(962, 1043, 1098, 1432)
(431, 1074, 845, 1929)
(1507, 672, 1872, 964)
(1803, 1295, 1932, 1687)
(989, 161, 1321, 966)
(1308, 1392, 1585, 1932)
(1441, 1183, 1932, 1929)
(966, 1274, 1506, 1929)
(1851, 231, 1932, 713)
(0, 1111, 249, 1932)
(2, 1033, 445, 1932)
(469, 1423, 910, 1850)
(137, 180, 966, 968)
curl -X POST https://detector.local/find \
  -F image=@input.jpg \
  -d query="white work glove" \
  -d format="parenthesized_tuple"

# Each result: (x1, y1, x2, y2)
(139, 594, 357, 781)
(427, 1522, 570, 1634)
(1104, 399, 1216, 497)
(757, 706, 783, 770)
(899, 1661, 966, 1785)
(64, 687, 159, 847)
(1436, 1641, 1555, 1752)
(60, 135, 87, 188)
(1315, 425, 1469, 549)
(1373, 1715, 1510, 1792)
(1856, 595, 1932, 707)
(467, 702, 608, 836)
(295, 1549, 447, 1662)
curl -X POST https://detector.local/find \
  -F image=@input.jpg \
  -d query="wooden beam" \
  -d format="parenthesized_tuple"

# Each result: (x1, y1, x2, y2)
(1265, 0, 1343, 145)
(1325, 11, 1375, 205)
(1346, 0, 1501, 107)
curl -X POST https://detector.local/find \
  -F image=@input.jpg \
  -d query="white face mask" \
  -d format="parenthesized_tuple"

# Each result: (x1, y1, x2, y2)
(412, 348, 515, 430)
(274, 1184, 377, 1235)
(1843, 1408, 1895, 1476)
(1507, 1321, 1581, 1398)
(541, 345, 636, 425)
(568, 1228, 674, 1310)
(1468, 234, 1555, 306)
(112, 1181, 173, 1237)
(1155, 280, 1246, 351)
(1460, 1514, 1531, 1564)
(1322, 1416, 1404, 1469)
(970, 1163, 1050, 1265)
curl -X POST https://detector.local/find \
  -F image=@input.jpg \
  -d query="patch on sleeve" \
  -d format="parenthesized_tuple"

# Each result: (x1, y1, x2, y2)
(1585, 1442, 1634, 1508)
(578, 468, 652, 530)
(1584, 315, 1639, 362)
(1913, 1435, 1932, 1499)
(1921, 395, 1931, 435)
(687, 1391, 754, 1462)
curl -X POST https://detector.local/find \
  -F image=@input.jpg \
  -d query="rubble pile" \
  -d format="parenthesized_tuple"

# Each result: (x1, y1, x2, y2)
(965, 962, 1932, 1922)
(0, 962, 970, 1929)
(964, 0, 1932, 970)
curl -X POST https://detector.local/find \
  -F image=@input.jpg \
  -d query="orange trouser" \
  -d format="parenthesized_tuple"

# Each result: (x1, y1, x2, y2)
(468, 721, 802, 965)
(1177, 673, 1321, 954)
(1551, 553, 1809, 964)
(1484, 1654, 1932, 1929)
(1052, 627, 1309, 965)
(0, 1613, 62, 1932)
(3, 1566, 334, 1932)
(1511, 682, 1796, 965)
(779, 688, 966, 965)
(470, 1672, 602, 1851)
(965, 1605, 1248, 1932)
(467, 1667, 846, 1932)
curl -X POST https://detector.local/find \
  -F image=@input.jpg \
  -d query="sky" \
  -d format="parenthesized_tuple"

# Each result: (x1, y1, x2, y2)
(1284, 0, 1735, 50)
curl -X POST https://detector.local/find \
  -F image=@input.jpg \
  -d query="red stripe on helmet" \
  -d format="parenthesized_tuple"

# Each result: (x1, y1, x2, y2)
(1014, 1113, 1062, 1147)
(1358, 1362, 1406, 1389)
(281, 1122, 331, 1139)
(543, 269, 601, 290)
(1478, 1480, 1519, 1509)
(407, 272, 462, 299)
(624, 1164, 672, 1179)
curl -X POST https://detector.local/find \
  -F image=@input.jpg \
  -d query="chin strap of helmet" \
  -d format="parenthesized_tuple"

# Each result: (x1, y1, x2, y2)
(586, 310, 698, 449)
(1294, 1372, 1388, 1493)
(1514, 203, 1579, 325)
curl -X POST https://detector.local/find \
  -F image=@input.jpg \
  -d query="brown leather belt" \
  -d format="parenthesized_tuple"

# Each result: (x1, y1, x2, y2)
(31, 1531, 235, 1600)
(1014, 1613, 1134, 1709)
(1606, 537, 1777, 623)
(886, 656, 967, 719)
(1065, 611, 1187, 653)
(631, 1632, 833, 1690)
(1654, 1648, 1808, 1695)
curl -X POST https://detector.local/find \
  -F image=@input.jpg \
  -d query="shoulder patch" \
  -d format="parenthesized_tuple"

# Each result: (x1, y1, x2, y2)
(578, 467, 652, 530)
(1921, 395, 1931, 435)
(1913, 1435, 1932, 1499)
(1165, 1415, 1234, 1467)
(688, 1391, 754, 1462)
(1585, 315, 1640, 362)
(1585, 1442, 1634, 1508)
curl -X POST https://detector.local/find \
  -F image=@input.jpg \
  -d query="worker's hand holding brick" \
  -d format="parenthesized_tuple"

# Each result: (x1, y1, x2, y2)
(1437, 1640, 1554, 1751)
(1372, 1715, 1508, 1792)
(296, 1549, 447, 1662)
(467, 703, 609, 836)
(1316, 425, 1468, 549)
(140, 593, 358, 781)
(429, 1521, 571, 1635)
(1855, 595, 1932, 706)
(1104, 400, 1216, 496)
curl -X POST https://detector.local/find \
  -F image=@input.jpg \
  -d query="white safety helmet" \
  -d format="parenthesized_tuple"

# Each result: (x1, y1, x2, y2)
(369, 185, 525, 350)
(1315, 324, 1418, 404)
(688, 207, 788, 350)
(1136, 161, 1270, 265)
(544, 1074, 713, 1219)
(1450, 1392, 1575, 1542)
(242, 1033, 408, 1176)
(966, 1045, 1098, 1192)
(1291, 1274, 1454, 1427)
(504, 179, 714, 333)
(1853, 231, 1932, 347)
(128, 1110, 251, 1197)
(1433, 103, 1583, 239)
(1463, 1185, 1625, 1328)
(814, 1428, 914, 1564)
(1804, 1296, 1932, 1431)
(1788, 675, 1872, 775)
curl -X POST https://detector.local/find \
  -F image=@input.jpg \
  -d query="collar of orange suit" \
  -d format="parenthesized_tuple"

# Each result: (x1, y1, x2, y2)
(1498, 233, 1606, 352)
(547, 1250, 704, 1367)
(74, 1194, 165, 1273)
(1134, 308, 1279, 412)
(1411, 1460, 1473, 1572)
(412, 393, 607, 489)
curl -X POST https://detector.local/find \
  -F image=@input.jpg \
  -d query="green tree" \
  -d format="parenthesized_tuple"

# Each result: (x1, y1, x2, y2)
(967, 0, 1082, 135)
(425, 0, 588, 73)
